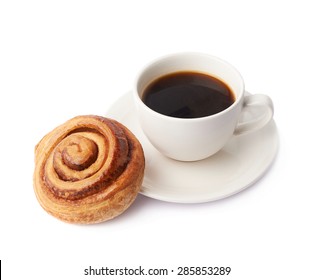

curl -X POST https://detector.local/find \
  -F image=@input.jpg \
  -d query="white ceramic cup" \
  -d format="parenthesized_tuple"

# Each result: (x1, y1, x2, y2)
(133, 52, 274, 161)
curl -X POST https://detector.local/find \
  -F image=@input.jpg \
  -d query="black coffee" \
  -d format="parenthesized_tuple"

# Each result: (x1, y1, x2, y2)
(142, 71, 235, 118)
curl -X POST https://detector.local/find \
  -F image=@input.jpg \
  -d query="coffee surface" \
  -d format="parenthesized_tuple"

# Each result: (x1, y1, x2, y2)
(142, 71, 235, 118)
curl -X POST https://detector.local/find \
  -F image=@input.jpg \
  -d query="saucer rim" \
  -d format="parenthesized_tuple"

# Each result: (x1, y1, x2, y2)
(106, 91, 279, 203)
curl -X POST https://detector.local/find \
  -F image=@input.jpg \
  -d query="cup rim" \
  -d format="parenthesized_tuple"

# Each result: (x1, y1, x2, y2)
(134, 52, 245, 122)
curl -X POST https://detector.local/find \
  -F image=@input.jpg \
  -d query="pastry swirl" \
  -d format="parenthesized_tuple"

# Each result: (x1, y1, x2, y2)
(33, 115, 145, 224)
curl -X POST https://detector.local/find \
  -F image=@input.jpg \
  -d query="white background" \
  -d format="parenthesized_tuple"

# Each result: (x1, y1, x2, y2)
(0, 0, 312, 279)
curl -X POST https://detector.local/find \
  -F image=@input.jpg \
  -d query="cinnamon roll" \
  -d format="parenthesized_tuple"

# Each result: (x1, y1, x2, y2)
(33, 115, 145, 224)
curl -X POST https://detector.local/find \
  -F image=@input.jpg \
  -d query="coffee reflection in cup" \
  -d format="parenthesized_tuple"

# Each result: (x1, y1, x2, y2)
(142, 71, 236, 119)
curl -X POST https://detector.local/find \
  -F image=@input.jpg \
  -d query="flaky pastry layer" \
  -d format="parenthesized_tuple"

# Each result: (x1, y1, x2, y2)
(33, 115, 145, 224)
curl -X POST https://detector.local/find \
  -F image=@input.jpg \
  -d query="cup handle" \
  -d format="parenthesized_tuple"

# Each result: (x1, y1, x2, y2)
(234, 93, 274, 135)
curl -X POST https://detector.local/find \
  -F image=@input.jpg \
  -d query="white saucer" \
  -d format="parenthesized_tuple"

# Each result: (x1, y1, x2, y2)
(106, 92, 279, 203)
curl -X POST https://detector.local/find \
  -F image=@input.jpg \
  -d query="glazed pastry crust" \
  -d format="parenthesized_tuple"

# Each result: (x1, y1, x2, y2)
(33, 115, 145, 224)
